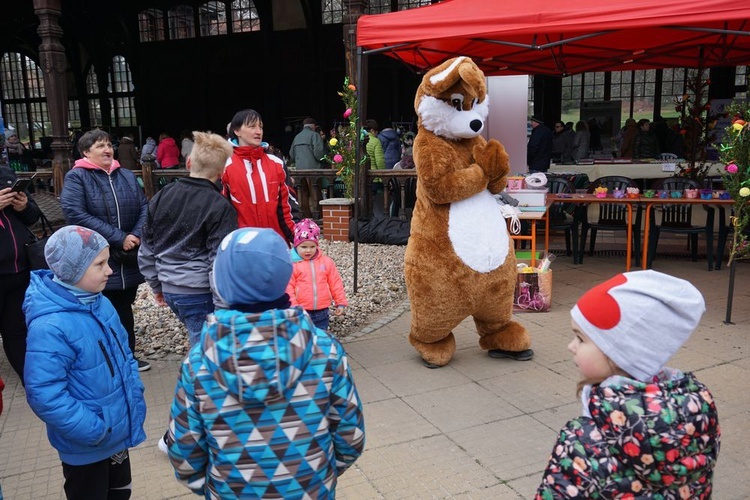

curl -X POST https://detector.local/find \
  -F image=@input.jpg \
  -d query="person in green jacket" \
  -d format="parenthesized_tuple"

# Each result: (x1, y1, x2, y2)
(363, 119, 385, 217)
(290, 118, 327, 219)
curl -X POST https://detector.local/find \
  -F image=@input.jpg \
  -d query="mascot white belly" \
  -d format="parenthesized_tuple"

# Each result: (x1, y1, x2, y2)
(447, 190, 509, 273)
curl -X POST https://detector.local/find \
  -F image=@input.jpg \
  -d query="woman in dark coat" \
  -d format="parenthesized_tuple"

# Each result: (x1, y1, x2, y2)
(0, 165, 40, 381)
(116, 133, 139, 170)
(60, 129, 151, 371)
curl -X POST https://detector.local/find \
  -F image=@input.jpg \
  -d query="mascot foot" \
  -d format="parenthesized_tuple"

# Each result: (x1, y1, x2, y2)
(488, 348, 534, 361)
(420, 358, 444, 369)
(410, 332, 456, 368)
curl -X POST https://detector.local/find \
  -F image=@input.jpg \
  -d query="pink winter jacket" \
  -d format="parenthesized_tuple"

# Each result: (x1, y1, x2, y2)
(156, 137, 180, 168)
(286, 249, 348, 311)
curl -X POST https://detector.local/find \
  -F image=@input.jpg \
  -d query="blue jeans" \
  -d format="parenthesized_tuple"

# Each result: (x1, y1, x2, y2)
(307, 308, 330, 331)
(163, 292, 214, 346)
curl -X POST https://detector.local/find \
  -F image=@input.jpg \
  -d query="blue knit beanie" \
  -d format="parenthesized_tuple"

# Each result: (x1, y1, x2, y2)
(44, 225, 109, 285)
(213, 228, 292, 306)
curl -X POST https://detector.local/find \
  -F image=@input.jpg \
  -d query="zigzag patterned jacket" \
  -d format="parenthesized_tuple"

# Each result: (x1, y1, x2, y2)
(167, 307, 365, 499)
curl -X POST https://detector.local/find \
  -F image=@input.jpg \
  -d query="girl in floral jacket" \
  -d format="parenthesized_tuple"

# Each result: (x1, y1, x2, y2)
(537, 270, 720, 499)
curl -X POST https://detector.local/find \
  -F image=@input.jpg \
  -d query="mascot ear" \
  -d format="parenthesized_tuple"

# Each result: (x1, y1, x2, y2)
(422, 56, 468, 95)
(458, 62, 486, 98)
(420, 56, 487, 100)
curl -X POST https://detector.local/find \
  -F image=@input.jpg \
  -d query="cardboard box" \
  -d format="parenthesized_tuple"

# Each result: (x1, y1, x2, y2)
(507, 189, 546, 207)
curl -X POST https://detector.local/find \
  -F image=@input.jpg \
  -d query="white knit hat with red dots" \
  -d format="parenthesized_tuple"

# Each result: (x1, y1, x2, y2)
(570, 270, 705, 381)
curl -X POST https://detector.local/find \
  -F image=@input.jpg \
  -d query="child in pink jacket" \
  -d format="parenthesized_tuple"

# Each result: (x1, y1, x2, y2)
(286, 219, 348, 331)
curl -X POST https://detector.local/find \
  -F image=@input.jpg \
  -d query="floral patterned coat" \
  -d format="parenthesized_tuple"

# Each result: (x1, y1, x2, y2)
(537, 370, 720, 499)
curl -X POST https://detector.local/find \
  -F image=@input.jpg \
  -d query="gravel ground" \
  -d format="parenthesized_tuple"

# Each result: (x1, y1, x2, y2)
(133, 241, 407, 359)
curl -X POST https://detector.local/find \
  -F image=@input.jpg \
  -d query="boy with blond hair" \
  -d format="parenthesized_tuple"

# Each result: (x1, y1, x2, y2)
(138, 131, 238, 347)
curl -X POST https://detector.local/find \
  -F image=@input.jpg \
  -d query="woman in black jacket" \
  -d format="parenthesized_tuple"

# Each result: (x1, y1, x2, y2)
(60, 129, 151, 371)
(0, 165, 40, 381)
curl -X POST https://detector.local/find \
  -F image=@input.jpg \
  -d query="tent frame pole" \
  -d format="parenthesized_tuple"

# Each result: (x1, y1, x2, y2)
(353, 47, 364, 294)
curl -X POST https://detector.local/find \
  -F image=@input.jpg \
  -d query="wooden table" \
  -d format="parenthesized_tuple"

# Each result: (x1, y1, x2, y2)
(549, 162, 724, 181)
(640, 196, 735, 271)
(508, 199, 553, 267)
(548, 193, 642, 271)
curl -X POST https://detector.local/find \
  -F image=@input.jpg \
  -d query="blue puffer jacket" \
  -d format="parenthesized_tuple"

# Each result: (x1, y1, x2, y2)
(61, 159, 147, 290)
(23, 270, 147, 466)
(377, 128, 401, 169)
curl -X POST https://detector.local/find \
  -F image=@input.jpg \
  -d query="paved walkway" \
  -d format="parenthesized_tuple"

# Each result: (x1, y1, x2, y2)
(1, 256, 748, 499)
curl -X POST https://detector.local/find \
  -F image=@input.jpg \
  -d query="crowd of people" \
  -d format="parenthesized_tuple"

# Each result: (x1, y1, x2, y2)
(1, 114, 722, 498)
(527, 115, 686, 172)
(0, 116, 364, 499)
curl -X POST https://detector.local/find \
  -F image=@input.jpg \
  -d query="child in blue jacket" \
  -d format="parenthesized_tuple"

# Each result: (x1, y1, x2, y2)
(23, 225, 147, 500)
(165, 227, 365, 499)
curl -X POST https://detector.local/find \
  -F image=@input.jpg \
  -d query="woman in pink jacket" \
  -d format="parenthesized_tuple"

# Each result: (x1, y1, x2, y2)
(156, 132, 180, 169)
(286, 219, 347, 331)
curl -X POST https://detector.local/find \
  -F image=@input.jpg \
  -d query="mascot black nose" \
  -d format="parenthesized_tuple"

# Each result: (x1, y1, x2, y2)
(470, 120, 482, 132)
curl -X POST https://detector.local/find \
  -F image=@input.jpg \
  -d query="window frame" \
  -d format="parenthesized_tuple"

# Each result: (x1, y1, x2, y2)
(0, 52, 49, 149)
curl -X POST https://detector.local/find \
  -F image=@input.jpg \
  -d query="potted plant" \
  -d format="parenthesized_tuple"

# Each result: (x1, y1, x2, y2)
(324, 78, 367, 199)
(674, 68, 718, 185)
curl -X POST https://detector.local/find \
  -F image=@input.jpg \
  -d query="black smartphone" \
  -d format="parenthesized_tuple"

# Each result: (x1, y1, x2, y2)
(10, 174, 36, 193)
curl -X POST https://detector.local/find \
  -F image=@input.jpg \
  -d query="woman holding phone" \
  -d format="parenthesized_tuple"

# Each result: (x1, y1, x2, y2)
(0, 165, 40, 382)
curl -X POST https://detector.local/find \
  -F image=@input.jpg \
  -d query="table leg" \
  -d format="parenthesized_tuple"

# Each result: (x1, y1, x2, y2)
(544, 210, 549, 258)
(715, 207, 727, 270)
(705, 207, 714, 272)
(642, 203, 654, 270)
(626, 204, 632, 272)
(530, 220, 537, 267)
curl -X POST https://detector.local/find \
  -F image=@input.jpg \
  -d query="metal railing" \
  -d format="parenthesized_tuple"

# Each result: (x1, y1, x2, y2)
(12, 162, 419, 219)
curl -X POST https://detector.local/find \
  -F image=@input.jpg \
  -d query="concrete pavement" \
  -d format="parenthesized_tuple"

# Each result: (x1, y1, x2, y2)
(1, 255, 748, 499)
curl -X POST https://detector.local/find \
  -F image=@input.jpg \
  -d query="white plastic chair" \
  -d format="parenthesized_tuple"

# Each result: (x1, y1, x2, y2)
(659, 153, 678, 160)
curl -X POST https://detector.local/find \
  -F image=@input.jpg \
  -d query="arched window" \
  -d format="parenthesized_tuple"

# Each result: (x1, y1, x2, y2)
(200, 1, 227, 36)
(0, 52, 49, 148)
(231, 0, 260, 33)
(108, 56, 137, 127)
(86, 66, 103, 127)
(610, 71, 635, 120)
(397, 0, 434, 10)
(366, 0, 391, 14)
(735, 66, 748, 99)
(321, 0, 345, 24)
(168, 6, 195, 40)
(660, 68, 687, 120)
(138, 8, 165, 42)
(68, 100, 81, 130)
(85, 57, 137, 128)
(528, 75, 535, 132)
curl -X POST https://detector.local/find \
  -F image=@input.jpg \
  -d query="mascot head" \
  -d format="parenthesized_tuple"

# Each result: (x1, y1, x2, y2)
(415, 56, 488, 140)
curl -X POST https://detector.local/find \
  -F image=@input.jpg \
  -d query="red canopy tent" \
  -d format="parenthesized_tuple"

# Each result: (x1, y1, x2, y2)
(356, 0, 750, 76)
(349, 0, 750, 292)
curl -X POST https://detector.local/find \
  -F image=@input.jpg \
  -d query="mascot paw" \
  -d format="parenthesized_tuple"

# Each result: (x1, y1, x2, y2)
(410, 333, 456, 368)
(488, 348, 535, 361)
(473, 139, 509, 182)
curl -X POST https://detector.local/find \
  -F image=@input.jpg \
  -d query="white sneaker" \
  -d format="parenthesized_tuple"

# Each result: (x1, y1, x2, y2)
(158, 435, 169, 455)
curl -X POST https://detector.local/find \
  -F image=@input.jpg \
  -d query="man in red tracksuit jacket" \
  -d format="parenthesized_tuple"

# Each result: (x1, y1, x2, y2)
(222, 109, 295, 244)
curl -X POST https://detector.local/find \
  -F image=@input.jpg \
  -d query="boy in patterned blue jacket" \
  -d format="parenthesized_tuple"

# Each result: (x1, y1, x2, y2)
(165, 227, 365, 499)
